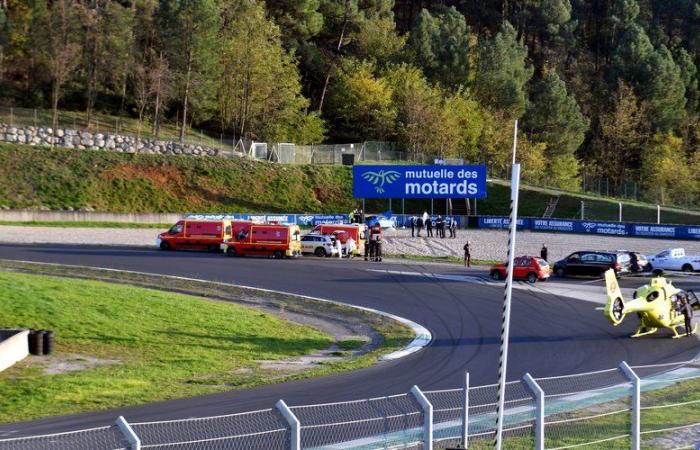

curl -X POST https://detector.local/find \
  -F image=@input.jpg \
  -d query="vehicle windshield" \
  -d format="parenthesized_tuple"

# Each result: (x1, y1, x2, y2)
(657, 251, 670, 258)
(536, 258, 549, 267)
(169, 224, 183, 234)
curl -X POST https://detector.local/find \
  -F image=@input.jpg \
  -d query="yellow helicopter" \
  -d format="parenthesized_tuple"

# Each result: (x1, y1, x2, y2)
(603, 269, 699, 338)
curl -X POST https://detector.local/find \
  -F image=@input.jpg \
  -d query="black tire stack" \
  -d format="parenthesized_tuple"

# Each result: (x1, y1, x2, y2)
(28, 329, 55, 356)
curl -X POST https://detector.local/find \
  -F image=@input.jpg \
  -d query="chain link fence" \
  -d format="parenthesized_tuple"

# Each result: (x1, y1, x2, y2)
(2, 358, 698, 449)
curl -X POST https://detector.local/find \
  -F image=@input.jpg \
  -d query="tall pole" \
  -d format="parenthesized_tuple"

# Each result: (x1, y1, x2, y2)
(495, 120, 520, 450)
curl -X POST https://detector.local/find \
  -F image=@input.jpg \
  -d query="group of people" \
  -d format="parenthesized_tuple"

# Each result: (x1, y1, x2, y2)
(409, 212, 457, 238)
(349, 208, 365, 224)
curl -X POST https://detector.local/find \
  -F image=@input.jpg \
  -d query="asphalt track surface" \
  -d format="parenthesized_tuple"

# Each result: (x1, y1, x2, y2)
(0, 243, 699, 437)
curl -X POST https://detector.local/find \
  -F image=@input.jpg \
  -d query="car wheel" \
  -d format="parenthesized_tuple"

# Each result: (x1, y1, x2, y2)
(527, 272, 538, 283)
(682, 264, 694, 273)
(226, 247, 237, 257)
(490, 270, 501, 280)
(652, 268, 664, 276)
(273, 250, 284, 259)
(556, 267, 565, 277)
(314, 247, 327, 257)
(159, 241, 171, 251)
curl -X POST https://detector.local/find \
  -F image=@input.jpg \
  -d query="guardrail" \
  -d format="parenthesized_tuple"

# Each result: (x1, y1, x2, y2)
(1, 358, 699, 449)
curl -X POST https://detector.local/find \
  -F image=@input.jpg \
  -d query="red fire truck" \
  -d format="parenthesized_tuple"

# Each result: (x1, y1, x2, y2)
(311, 224, 367, 256)
(157, 219, 251, 252)
(222, 224, 302, 258)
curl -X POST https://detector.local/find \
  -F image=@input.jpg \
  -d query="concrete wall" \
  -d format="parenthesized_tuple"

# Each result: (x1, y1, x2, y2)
(0, 210, 183, 224)
(0, 329, 29, 372)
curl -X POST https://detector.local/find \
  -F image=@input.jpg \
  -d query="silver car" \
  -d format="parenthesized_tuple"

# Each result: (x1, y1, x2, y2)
(300, 234, 337, 257)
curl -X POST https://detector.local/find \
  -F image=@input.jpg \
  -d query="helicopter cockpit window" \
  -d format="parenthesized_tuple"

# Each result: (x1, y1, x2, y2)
(646, 291, 659, 302)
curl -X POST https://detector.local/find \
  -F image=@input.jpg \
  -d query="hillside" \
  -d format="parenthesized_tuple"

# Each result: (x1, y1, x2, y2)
(0, 144, 698, 225)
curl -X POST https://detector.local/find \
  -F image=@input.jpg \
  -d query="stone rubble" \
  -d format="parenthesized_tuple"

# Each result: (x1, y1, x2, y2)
(0, 123, 229, 157)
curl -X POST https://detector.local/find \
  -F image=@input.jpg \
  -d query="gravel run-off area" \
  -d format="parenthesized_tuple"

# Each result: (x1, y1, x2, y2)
(2, 225, 700, 262)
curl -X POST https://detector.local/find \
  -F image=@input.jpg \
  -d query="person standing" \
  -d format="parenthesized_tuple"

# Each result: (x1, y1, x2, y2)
(426, 216, 433, 237)
(463, 241, 471, 268)
(449, 218, 457, 238)
(680, 296, 694, 336)
(540, 244, 548, 262)
(436, 216, 444, 238)
(410, 216, 416, 237)
(416, 216, 423, 237)
(346, 236, 356, 258)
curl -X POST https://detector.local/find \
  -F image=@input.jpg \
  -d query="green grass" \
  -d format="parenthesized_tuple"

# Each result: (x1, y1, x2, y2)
(0, 221, 170, 228)
(0, 143, 698, 224)
(0, 271, 337, 422)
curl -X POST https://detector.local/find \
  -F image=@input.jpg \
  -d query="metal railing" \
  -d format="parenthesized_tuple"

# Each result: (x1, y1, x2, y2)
(1, 358, 699, 449)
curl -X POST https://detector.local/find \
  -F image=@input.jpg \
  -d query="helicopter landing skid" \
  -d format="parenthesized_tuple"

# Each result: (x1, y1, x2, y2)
(672, 323, 698, 339)
(631, 327, 658, 338)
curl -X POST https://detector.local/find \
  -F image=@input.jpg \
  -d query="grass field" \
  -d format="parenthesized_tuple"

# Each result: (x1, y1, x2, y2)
(0, 143, 698, 224)
(0, 272, 340, 422)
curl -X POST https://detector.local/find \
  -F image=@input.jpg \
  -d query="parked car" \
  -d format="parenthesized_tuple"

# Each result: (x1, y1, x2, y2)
(553, 251, 631, 278)
(647, 248, 700, 273)
(157, 219, 251, 252)
(300, 233, 337, 257)
(312, 224, 367, 257)
(365, 215, 397, 229)
(490, 256, 552, 283)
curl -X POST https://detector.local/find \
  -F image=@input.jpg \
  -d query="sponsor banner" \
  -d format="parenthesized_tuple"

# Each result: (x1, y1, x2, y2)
(353, 165, 487, 199)
(684, 226, 700, 240)
(630, 224, 680, 238)
(575, 221, 629, 236)
(296, 214, 347, 226)
(478, 217, 529, 230)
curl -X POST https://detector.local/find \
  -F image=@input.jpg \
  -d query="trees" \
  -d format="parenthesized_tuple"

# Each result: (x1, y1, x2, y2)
(523, 71, 589, 189)
(590, 80, 649, 190)
(156, 0, 220, 142)
(326, 62, 396, 141)
(408, 7, 471, 87)
(34, 0, 82, 131)
(218, 1, 323, 143)
(473, 22, 533, 117)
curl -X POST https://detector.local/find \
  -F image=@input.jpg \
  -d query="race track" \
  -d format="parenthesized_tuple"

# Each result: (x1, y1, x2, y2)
(0, 243, 698, 437)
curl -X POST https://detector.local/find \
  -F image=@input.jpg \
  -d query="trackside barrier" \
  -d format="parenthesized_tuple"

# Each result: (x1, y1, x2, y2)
(2, 358, 700, 449)
(474, 216, 700, 240)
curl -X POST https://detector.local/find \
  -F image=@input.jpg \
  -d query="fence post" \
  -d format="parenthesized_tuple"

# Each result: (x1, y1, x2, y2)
(9, 107, 13, 126)
(411, 385, 433, 450)
(523, 373, 544, 450)
(462, 372, 470, 448)
(276, 399, 301, 450)
(619, 202, 622, 222)
(657, 205, 660, 224)
(619, 362, 640, 450)
(581, 201, 585, 220)
(115, 416, 141, 450)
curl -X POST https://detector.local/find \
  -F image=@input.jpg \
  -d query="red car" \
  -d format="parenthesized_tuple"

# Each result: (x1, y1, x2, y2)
(490, 256, 552, 283)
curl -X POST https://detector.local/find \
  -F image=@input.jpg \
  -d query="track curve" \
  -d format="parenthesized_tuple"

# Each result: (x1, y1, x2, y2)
(0, 243, 698, 436)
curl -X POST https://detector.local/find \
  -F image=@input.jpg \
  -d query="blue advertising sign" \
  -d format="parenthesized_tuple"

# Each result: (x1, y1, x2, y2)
(629, 224, 680, 238)
(296, 214, 347, 226)
(478, 217, 529, 230)
(353, 165, 487, 199)
(684, 226, 700, 240)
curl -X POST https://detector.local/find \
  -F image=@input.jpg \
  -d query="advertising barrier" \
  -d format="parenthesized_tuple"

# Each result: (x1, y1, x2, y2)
(476, 216, 700, 240)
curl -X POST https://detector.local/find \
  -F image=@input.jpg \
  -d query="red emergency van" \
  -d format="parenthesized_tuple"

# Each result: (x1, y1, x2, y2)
(158, 219, 251, 252)
(311, 224, 367, 256)
(222, 224, 302, 258)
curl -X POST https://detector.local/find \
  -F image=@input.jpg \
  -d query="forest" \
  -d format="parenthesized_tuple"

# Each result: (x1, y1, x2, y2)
(0, 0, 699, 205)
